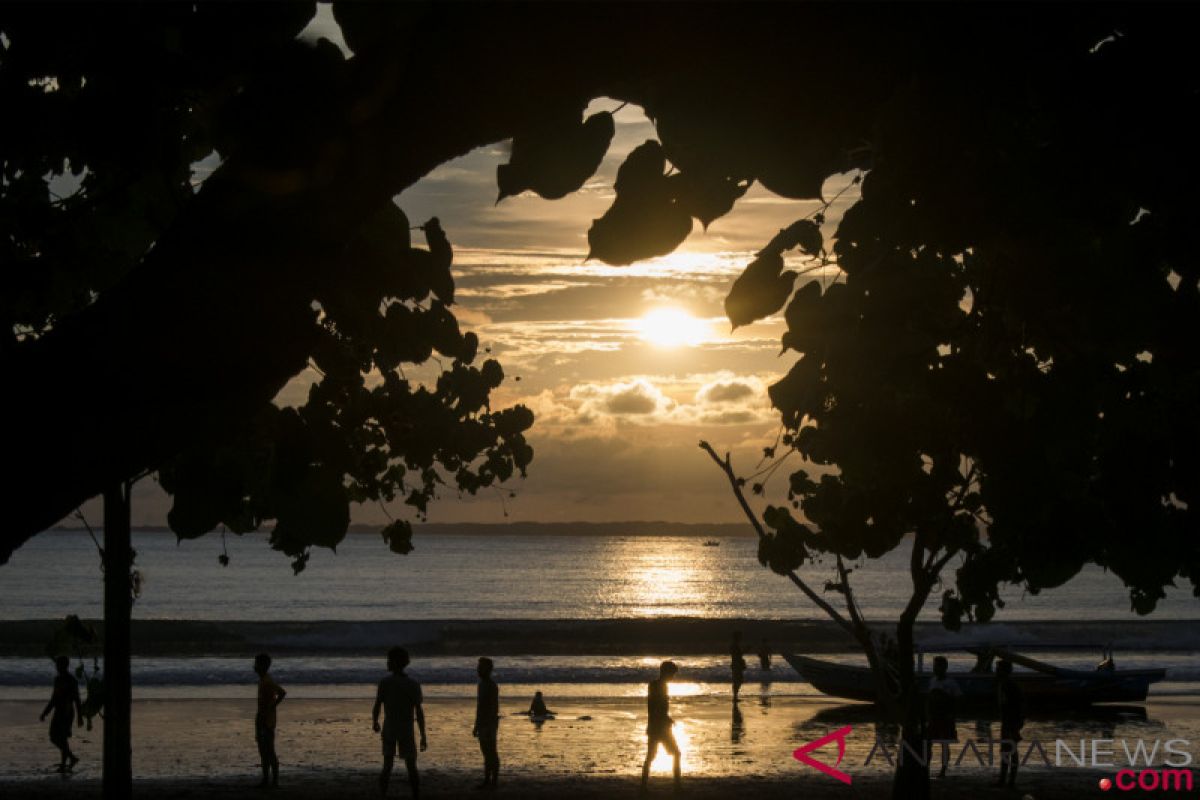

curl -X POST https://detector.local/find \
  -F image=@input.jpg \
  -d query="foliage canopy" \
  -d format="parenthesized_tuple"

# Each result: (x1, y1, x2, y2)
(0, 4, 1196, 604)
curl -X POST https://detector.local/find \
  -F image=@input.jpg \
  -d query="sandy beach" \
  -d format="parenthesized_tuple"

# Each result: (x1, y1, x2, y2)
(0, 771, 1152, 799)
(3, 693, 1198, 798)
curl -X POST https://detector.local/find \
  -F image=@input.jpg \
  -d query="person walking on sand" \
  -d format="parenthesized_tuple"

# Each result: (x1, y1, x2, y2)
(473, 657, 501, 789)
(40, 655, 82, 773)
(757, 638, 771, 671)
(253, 652, 287, 788)
(926, 656, 962, 779)
(730, 631, 747, 702)
(373, 647, 427, 798)
(640, 660, 681, 792)
(995, 659, 1024, 788)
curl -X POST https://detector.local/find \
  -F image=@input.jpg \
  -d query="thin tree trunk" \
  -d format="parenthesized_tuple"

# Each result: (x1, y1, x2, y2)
(891, 612, 930, 800)
(103, 484, 132, 800)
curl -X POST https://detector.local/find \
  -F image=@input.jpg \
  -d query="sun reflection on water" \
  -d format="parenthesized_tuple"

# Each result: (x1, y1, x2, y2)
(622, 548, 720, 617)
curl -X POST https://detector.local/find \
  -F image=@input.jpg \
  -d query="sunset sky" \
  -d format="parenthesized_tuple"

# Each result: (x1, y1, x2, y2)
(113, 11, 864, 527)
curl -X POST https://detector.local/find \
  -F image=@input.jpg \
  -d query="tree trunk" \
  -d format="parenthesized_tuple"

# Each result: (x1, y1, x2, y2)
(892, 701, 931, 800)
(891, 614, 930, 800)
(103, 484, 132, 800)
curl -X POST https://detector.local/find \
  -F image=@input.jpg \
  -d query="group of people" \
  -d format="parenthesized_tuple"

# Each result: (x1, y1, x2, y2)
(42, 642, 1027, 792)
(925, 655, 1025, 787)
(39, 633, 772, 791)
(40, 634, 755, 795)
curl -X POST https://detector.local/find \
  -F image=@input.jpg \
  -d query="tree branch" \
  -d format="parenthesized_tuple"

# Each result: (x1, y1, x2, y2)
(699, 440, 860, 641)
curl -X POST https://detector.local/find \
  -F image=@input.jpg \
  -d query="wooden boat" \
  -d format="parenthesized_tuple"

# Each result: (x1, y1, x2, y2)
(782, 648, 1166, 708)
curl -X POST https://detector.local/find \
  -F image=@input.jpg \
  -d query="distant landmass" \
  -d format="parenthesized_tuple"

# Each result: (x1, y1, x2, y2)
(50, 521, 754, 537)
(405, 521, 754, 537)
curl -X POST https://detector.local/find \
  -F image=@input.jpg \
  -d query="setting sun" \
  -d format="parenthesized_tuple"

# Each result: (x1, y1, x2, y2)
(636, 308, 711, 348)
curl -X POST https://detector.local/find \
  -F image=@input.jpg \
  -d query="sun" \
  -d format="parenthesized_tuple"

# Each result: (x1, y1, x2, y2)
(636, 308, 710, 348)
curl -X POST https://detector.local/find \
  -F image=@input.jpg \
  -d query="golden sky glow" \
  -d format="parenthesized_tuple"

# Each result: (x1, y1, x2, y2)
(635, 308, 713, 349)
(118, 87, 863, 527)
(251, 102, 861, 527)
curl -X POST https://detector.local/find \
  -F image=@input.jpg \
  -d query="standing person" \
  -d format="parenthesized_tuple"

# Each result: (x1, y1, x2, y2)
(253, 653, 287, 788)
(757, 638, 771, 671)
(40, 655, 82, 773)
(473, 657, 501, 789)
(926, 656, 962, 779)
(640, 660, 681, 792)
(373, 647, 427, 798)
(730, 631, 747, 702)
(995, 659, 1024, 788)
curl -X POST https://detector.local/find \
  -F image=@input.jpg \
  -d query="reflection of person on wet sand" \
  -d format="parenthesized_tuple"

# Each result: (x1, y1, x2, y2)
(40, 655, 82, 773)
(731, 703, 744, 744)
(528, 691, 553, 717)
(640, 660, 681, 792)
(373, 647, 427, 799)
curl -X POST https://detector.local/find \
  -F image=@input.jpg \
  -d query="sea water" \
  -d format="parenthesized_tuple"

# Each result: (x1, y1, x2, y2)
(3, 531, 1197, 622)
(1, 532, 1197, 697)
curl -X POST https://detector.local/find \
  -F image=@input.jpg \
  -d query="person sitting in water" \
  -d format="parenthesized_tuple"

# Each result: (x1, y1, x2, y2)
(528, 691, 553, 717)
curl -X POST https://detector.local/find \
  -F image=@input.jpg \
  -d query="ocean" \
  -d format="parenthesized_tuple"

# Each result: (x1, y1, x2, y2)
(0, 532, 1197, 698)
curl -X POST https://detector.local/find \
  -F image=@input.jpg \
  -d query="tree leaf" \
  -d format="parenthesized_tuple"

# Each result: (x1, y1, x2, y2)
(724, 251, 796, 328)
(497, 109, 614, 201)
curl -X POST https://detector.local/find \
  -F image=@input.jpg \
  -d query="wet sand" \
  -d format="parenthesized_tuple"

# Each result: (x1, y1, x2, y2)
(0, 771, 1158, 799)
(1, 694, 1197, 798)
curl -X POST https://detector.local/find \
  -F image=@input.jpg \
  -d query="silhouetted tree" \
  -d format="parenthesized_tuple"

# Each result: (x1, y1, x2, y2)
(2, 4, 1198, 799)
(691, 9, 1200, 800)
(1, 5, 534, 796)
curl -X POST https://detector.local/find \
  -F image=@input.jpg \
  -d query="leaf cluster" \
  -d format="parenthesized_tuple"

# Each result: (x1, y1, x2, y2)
(158, 213, 534, 572)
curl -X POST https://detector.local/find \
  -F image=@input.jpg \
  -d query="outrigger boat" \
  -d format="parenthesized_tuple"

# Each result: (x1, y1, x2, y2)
(782, 646, 1166, 708)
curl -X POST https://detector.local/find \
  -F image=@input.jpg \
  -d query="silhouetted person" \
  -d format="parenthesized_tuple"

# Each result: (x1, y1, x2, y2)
(971, 650, 995, 673)
(730, 631, 747, 702)
(373, 647, 426, 798)
(757, 638, 771, 671)
(528, 691, 552, 717)
(253, 653, 287, 788)
(995, 659, 1024, 787)
(641, 660, 681, 792)
(40, 655, 82, 772)
(926, 655, 961, 779)
(473, 657, 500, 790)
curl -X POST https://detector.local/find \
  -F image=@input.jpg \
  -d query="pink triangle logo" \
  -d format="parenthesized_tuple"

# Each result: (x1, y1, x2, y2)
(793, 725, 853, 785)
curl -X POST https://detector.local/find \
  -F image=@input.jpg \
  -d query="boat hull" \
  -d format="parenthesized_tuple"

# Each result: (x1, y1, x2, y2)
(782, 653, 1165, 707)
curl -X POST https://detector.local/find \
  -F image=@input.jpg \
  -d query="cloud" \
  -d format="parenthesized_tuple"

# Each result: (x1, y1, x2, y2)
(508, 372, 779, 437)
(698, 379, 755, 404)
(696, 410, 758, 425)
(573, 379, 670, 419)
(604, 383, 661, 414)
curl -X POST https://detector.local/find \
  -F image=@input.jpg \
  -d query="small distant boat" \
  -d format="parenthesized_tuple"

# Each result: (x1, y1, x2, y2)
(702, 540, 721, 547)
(782, 647, 1166, 708)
